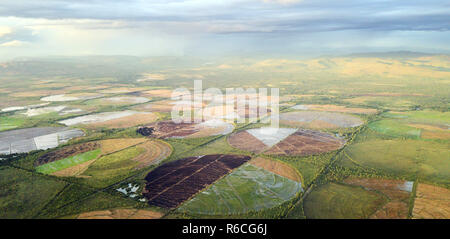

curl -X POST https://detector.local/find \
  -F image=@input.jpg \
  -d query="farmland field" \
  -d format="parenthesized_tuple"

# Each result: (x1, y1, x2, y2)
(36, 149, 102, 174)
(304, 183, 387, 219)
(343, 178, 413, 219)
(143, 154, 250, 208)
(344, 139, 449, 185)
(77, 209, 163, 219)
(33, 138, 159, 177)
(0, 127, 84, 155)
(0, 116, 26, 131)
(413, 184, 450, 219)
(0, 166, 67, 218)
(178, 164, 302, 215)
(139, 120, 234, 139)
(369, 111, 450, 140)
(228, 127, 345, 156)
(280, 111, 364, 129)
(291, 104, 378, 114)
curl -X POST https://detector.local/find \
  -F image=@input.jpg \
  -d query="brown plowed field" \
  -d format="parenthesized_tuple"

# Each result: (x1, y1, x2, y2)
(141, 121, 198, 139)
(35, 142, 100, 166)
(249, 157, 301, 182)
(132, 140, 172, 169)
(413, 184, 450, 219)
(344, 178, 413, 219)
(77, 208, 163, 219)
(265, 129, 345, 156)
(143, 154, 250, 208)
(227, 131, 268, 154)
(140, 120, 232, 139)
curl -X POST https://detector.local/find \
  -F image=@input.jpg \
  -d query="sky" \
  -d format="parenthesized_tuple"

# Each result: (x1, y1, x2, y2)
(0, 0, 449, 60)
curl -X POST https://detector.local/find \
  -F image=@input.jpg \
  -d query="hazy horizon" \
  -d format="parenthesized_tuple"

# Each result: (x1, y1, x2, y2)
(0, 0, 449, 61)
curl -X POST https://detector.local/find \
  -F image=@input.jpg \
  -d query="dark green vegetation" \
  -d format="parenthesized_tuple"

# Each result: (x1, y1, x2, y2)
(0, 53, 449, 218)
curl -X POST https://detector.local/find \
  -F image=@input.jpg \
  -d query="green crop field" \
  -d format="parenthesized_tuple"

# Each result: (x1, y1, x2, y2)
(369, 111, 450, 140)
(304, 183, 387, 219)
(344, 139, 450, 186)
(0, 166, 67, 218)
(80, 146, 144, 188)
(0, 116, 26, 131)
(369, 119, 422, 139)
(178, 164, 302, 215)
(36, 149, 102, 174)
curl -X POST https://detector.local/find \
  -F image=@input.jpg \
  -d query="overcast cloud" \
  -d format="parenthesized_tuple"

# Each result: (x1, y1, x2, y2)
(0, 0, 449, 59)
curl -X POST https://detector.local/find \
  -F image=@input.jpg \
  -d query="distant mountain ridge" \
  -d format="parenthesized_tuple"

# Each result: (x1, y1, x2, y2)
(344, 51, 444, 59)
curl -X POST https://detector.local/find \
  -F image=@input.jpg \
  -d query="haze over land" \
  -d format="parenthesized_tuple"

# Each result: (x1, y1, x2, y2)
(0, 0, 449, 60)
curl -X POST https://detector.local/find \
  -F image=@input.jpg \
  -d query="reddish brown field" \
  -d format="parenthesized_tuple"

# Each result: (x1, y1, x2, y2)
(143, 154, 250, 208)
(344, 178, 413, 219)
(413, 184, 450, 219)
(228, 128, 344, 156)
(142, 121, 198, 138)
(265, 129, 345, 156)
(140, 120, 232, 139)
(227, 131, 268, 154)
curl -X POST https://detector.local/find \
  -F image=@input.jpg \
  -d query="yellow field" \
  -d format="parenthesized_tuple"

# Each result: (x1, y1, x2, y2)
(301, 104, 377, 114)
(77, 209, 163, 219)
(100, 138, 148, 154)
(249, 157, 301, 182)
(131, 140, 172, 169)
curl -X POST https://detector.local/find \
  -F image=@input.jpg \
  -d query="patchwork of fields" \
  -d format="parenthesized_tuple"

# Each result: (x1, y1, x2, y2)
(0, 54, 448, 219)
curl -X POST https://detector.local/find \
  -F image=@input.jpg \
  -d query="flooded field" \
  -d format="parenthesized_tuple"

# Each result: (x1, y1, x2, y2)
(59, 111, 141, 126)
(0, 127, 84, 155)
(280, 111, 364, 129)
